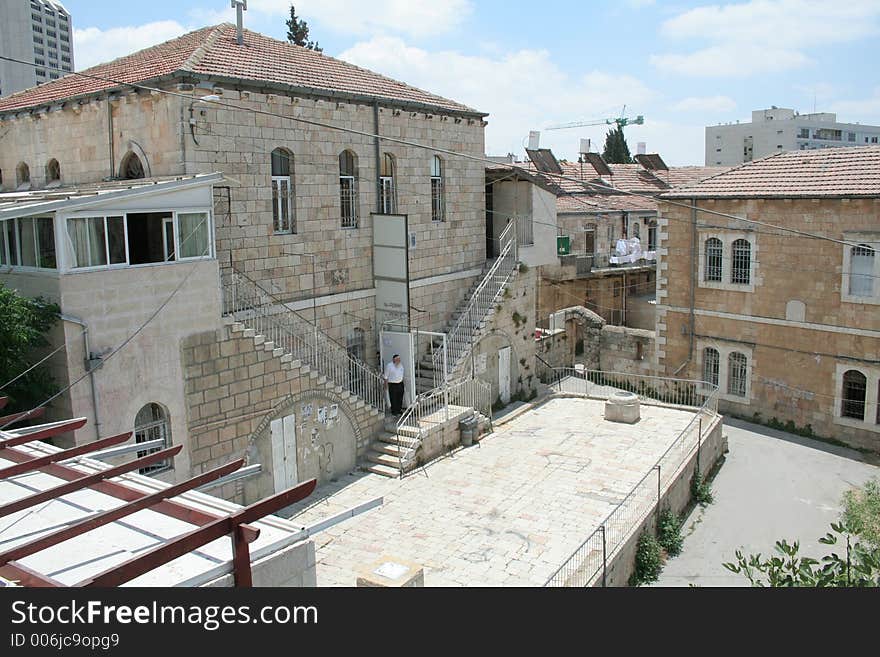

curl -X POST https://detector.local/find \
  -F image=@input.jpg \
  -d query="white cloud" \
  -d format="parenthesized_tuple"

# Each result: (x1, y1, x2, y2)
(338, 37, 709, 165)
(248, 0, 472, 38)
(652, 0, 880, 77)
(74, 21, 190, 70)
(672, 95, 737, 113)
(830, 88, 880, 123)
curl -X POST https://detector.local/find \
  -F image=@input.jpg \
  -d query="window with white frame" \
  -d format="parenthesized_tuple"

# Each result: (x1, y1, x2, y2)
(271, 148, 294, 234)
(431, 155, 444, 222)
(849, 244, 874, 298)
(134, 403, 172, 475)
(727, 352, 749, 397)
(379, 153, 396, 214)
(647, 221, 657, 251)
(0, 216, 56, 269)
(703, 347, 720, 387)
(705, 237, 723, 282)
(834, 364, 880, 431)
(699, 231, 756, 291)
(339, 150, 358, 228)
(66, 211, 211, 270)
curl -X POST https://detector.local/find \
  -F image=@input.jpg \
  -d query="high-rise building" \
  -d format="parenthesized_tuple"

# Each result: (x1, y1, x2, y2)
(0, 0, 73, 98)
(706, 107, 880, 166)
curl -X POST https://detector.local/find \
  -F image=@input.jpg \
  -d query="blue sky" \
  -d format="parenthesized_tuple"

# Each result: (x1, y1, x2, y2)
(63, 0, 880, 165)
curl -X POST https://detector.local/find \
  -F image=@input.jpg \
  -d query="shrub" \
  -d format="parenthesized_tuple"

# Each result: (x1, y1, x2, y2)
(691, 471, 713, 506)
(657, 509, 684, 557)
(630, 531, 662, 586)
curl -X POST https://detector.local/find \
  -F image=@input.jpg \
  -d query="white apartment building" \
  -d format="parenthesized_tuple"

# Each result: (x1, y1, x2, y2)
(0, 0, 73, 98)
(706, 107, 880, 166)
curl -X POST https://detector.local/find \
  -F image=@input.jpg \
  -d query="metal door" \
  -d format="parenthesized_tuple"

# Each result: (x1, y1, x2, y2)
(499, 346, 511, 405)
(270, 413, 298, 493)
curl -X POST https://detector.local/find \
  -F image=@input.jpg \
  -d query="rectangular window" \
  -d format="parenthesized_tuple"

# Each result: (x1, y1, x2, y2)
(68, 217, 109, 267)
(46, 30, 56, 38)
(32, 26, 42, 33)
(33, 37, 43, 45)
(2, 217, 56, 269)
(32, 13, 42, 22)
(848, 132, 856, 142)
(728, 353, 748, 397)
(271, 177, 293, 233)
(797, 128, 809, 139)
(177, 212, 210, 258)
(34, 47, 44, 55)
(431, 177, 444, 222)
(648, 223, 657, 251)
(379, 177, 395, 215)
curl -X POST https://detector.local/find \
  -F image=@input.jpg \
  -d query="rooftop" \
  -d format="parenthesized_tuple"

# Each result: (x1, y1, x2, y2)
(663, 145, 880, 199)
(0, 24, 482, 116)
(281, 394, 705, 586)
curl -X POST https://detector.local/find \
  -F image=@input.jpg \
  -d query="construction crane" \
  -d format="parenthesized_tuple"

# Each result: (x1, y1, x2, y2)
(545, 112, 644, 131)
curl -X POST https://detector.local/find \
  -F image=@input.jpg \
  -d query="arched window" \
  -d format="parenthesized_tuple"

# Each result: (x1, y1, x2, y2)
(16, 162, 31, 190)
(379, 153, 396, 214)
(849, 244, 875, 298)
(727, 352, 748, 397)
(703, 347, 720, 387)
(134, 403, 172, 475)
(431, 155, 444, 222)
(46, 158, 61, 185)
(271, 148, 295, 233)
(339, 150, 359, 228)
(731, 238, 751, 284)
(704, 237, 723, 282)
(120, 151, 145, 180)
(841, 370, 867, 420)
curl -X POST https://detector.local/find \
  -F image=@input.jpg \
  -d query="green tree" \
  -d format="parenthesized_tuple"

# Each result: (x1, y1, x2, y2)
(0, 283, 59, 414)
(843, 478, 880, 549)
(723, 522, 880, 587)
(602, 125, 633, 164)
(285, 5, 322, 52)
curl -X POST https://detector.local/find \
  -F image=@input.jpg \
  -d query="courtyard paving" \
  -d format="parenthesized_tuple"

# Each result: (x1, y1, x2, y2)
(282, 396, 698, 587)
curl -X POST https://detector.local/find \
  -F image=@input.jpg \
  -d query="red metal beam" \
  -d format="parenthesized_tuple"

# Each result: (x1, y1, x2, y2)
(0, 397, 8, 411)
(0, 562, 64, 587)
(0, 459, 248, 567)
(0, 445, 183, 519)
(0, 417, 88, 449)
(0, 407, 46, 427)
(77, 478, 317, 588)
(0, 432, 130, 479)
(0, 447, 252, 529)
(232, 525, 253, 587)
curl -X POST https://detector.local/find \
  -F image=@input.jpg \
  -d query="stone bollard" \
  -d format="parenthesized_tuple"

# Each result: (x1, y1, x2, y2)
(356, 556, 424, 587)
(604, 391, 641, 424)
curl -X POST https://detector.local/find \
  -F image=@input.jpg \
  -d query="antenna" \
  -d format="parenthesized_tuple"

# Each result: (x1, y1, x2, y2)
(231, 0, 248, 45)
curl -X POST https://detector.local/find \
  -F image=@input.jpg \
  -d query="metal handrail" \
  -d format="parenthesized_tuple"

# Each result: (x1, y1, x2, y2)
(543, 368, 719, 587)
(431, 221, 518, 385)
(395, 377, 492, 476)
(221, 268, 385, 412)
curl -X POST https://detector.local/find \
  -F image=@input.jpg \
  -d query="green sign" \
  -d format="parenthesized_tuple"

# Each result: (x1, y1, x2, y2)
(557, 235, 571, 256)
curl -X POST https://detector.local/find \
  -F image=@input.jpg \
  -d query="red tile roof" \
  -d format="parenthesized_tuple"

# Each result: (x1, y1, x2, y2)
(0, 24, 482, 115)
(663, 146, 880, 198)
(556, 193, 658, 214)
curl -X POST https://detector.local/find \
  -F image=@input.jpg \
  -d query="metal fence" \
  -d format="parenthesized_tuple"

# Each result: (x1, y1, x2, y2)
(543, 368, 719, 587)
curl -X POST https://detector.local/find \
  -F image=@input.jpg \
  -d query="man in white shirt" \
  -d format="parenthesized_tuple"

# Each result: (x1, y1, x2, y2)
(384, 354, 405, 416)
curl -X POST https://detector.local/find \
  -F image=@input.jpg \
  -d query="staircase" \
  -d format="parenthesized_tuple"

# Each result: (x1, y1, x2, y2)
(415, 221, 519, 394)
(221, 267, 386, 413)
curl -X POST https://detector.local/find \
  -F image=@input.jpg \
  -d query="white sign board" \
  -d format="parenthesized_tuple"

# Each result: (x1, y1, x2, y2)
(373, 213, 410, 329)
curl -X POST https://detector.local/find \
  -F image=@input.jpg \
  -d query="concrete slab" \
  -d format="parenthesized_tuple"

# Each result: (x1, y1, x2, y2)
(283, 396, 700, 587)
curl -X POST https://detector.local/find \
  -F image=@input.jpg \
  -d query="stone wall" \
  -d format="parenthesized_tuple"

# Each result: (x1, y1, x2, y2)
(538, 270, 655, 327)
(182, 322, 384, 504)
(205, 539, 317, 587)
(657, 196, 880, 452)
(535, 305, 605, 373)
(599, 326, 657, 376)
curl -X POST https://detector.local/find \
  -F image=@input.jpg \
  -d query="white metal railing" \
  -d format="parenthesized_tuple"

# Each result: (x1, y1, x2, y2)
(395, 377, 492, 476)
(431, 221, 518, 386)
(543, 368, 719, 587)
(221, 268, 385, 412)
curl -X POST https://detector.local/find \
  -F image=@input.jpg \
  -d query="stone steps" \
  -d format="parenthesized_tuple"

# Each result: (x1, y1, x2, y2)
(366, 462, 400, 478)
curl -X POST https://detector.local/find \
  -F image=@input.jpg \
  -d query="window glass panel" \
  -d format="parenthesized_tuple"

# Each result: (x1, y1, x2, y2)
(177, 212, 209, 259)
(705, 238, 723, 282)
(727, 352, 748, 397)
(841, 370, 867, 420)
(36, 217, 56, 268)
(850, 245, 874, 297)
(18, 218, 37, 267)
(67, 217, 107, 268)
(107, 216, 126, 264)
(5, 219, 19, 266)
(703, 348, 720, 387)
(271, 149, 289, 177)
(731, 239, 751, 284)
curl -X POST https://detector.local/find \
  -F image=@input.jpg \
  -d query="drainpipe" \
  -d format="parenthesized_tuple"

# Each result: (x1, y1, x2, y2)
(373, 101, 381, 213)
(107, 97, 115, 178)
(673, 199, 698, 376)
(61, 315, 102, 438)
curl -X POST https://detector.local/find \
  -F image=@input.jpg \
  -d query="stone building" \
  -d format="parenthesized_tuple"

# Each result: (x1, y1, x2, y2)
(0, 23, 508, 497)
(656, 146, 880, 451)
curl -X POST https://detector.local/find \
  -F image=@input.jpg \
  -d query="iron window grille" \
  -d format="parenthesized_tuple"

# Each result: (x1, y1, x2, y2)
(705, 237, 723, 282)
(703, 348, 720, 387)
(134, 403, 172, 475)
(339, 150, 359, 228)
(379, 153, 396, 214)
(849, 244, 875, 297)
(727, 352, 748, 397)
(841, 370, 867, 420)
(731, 239, 751, 284)
(431, 155, 445, 222)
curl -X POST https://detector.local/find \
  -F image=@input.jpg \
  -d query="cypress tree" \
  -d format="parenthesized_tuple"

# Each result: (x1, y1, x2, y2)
(286, 5, 322, 52)
(602, 125, 634, 164)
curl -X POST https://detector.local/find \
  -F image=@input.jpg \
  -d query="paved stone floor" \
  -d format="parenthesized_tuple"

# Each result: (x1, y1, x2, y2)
(282, 397, 697, 587)
(655, 418, 880, 587)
